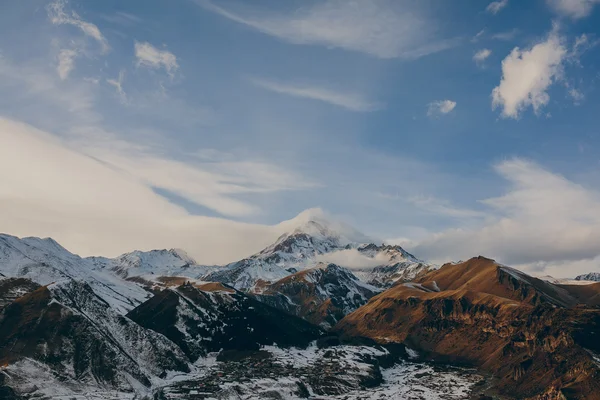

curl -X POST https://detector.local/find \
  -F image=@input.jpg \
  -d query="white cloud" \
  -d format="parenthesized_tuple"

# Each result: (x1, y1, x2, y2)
(315, 249, 391, 270)
(57, 49, 77, 80)
(106, 70, 127, 104)
(0, 118, 316, 263)
(427, 100, 457, 117)
(473, 48, 492, 66)
(411, 159, 600, 277)
(486, 0, 509, 14)
(197, 0, 458, 59)
(492, 29, 567, 118)
(251, 78, 381, 112)
(47, 0, 109, 53)
(547, 0, 600, 18)
(134, 41, 179, 78)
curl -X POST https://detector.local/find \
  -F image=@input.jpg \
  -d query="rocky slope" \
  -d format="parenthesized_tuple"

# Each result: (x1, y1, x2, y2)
(127, 282, 326, 362)
(0, 279, 190, 397)
(335, 256, 600, 399)
(256, 263, 381, 328)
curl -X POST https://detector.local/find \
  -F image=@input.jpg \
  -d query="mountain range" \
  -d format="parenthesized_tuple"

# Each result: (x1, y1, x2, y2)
(1, 215, 600, 399)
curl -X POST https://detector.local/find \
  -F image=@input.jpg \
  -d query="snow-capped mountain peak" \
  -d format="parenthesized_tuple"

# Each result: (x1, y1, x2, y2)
(575, 272, 600, 282)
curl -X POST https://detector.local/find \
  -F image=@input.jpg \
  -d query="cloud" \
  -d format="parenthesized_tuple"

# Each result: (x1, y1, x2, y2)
(410, 159, 600, 277)
(57, 49, 77, 80)
(492, 29, 519, 41)
(473, 48, 492, 66)
(47, 0, 109, 53)
(197, 0, 458, 59)
(492, 29, 567, 118)
(251, 78, 381, 112)
(99, 11, 142, 26)
(134, 41, 179, 78)
(407, 195, 487, 219)
(0, 118, 316, 263)
(486, 0, 509, 14)
(315, 249, 391, 269)
(471, 29, 486, 42)
(427, 100, 457, 117)
(106, 70, 127, 104)
(546, 0, 600, 18)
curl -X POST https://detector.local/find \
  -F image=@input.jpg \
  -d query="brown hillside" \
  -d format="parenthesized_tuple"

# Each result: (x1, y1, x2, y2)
(336, 257, 600, 400)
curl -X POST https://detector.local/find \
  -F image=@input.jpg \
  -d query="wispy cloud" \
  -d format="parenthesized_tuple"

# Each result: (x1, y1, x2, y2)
(251, 78, 381, 112)
(492, 28, 567, 118)
(197, 0, 458, 59)
(546, 0, 600, 19)
(427, 100, 457, 117)
(99, 11, 142, 26)
(492, 29, 519, 41)
(47, 0, 109, 53)
(407, 195, 487, 219)
(106, 70, 127, 104)
(57, 49, 77, 80)
(134, 41, 179, 78)
(486, 0, 509, 14)
(473, 48, 492, 66)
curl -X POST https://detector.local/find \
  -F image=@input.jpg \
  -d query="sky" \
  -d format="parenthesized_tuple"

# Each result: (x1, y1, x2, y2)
(1, 0, 600, 277)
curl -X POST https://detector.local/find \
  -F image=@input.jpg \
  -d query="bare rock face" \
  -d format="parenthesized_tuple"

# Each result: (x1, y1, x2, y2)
(335, 257, 600, 400)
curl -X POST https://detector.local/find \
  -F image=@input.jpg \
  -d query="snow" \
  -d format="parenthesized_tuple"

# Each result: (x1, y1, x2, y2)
(575, 272, 600, 282)
(159, 345, 484, 400)
(0, 234, 149, 314)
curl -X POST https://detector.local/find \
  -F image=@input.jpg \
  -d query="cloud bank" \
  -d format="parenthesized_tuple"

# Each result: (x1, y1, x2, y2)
(410, 159, 600, 277)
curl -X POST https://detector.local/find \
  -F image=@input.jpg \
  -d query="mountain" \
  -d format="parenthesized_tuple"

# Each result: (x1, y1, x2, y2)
(256, 263, 381, 328)
(352, 243, 434, 287)
(0, 279, 190, 398)
(203, 218, 358, 291)
(575, 272, 600, 282)
(203, 216, 431, 292)
(87, 248, 214, 281)
(0, 234, 150, 314)
(335, 256, 600, 399)
(127, 282, 325, 362)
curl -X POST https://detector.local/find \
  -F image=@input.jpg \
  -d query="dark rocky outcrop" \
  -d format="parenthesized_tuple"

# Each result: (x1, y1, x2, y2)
(127, 283, 326, 361)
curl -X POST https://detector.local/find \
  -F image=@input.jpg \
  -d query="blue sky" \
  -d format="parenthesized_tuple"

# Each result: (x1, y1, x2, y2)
(1, 0, 600, 276)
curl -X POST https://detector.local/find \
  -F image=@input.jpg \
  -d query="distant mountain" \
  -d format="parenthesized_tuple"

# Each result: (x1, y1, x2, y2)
(88, 248, 216, 284)
(336, 256, 600, 399)
(352, 243, 434, 287)
(256, 263, 381, 328)
(203, 217, 432, 291)
(0, 234, 150, 313)
(575, 272, 600, 282)
(203, 218, 358, 291)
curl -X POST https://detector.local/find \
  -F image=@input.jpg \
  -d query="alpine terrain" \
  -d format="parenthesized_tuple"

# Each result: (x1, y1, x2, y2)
(0, 216, 599, 399)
